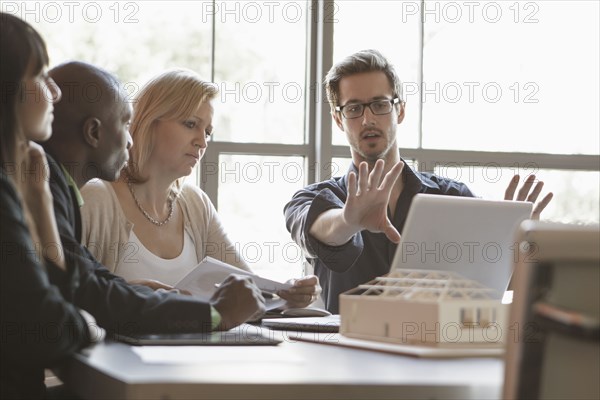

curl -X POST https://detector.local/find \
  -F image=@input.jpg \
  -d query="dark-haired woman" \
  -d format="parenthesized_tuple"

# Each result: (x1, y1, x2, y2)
(0, 12, 101, 399)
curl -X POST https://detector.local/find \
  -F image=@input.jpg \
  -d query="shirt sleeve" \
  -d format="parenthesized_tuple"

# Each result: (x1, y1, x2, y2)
(80, 179, 122, 271)
(0, 176, 92, 367)
(210, 306, 222, 330)
(433, 175, 477, 198)
(284, 184, 364, 273)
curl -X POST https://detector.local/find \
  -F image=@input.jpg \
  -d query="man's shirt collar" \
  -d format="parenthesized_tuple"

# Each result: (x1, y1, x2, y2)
(343, 158, 441, 193)
(60, 164, 84, 207)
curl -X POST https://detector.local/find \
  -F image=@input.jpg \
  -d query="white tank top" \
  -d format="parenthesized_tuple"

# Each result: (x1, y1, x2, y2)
(116, 229, 198, 286)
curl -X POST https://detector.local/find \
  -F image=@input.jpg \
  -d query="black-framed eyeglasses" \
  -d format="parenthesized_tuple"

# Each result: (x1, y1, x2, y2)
(335, 97, 401, 119)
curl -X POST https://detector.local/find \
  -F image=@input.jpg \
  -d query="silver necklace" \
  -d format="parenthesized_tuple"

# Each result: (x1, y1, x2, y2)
(127, 181, 177, 227)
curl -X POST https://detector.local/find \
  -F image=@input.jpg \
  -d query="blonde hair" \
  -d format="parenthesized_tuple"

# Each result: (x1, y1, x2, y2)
(126, 68, 218, 189)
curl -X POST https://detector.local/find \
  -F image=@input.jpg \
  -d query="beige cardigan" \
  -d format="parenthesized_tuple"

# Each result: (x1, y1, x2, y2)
(80, 179, 250, 275)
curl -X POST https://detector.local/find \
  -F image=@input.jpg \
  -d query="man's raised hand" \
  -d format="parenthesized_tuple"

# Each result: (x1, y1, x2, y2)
(343, 160, 404, 243)
(504, 174, 553, 220)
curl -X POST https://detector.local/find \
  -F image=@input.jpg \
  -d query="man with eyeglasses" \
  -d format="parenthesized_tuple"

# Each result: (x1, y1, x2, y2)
(284, 49, 552, 314)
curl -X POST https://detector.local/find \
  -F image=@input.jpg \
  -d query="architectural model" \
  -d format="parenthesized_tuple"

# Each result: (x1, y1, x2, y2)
(340, 269, 508, 347)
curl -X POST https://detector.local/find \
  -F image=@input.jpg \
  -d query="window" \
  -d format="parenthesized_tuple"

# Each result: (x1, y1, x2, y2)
(422, 0, 599, 154)
(331, 0, 421, 148)
(330, 0, 598, 226)
(8, 0, 598, 282)
(23, 1, 212, 89)
(213, 2, 307, 144)
(216, 155, 305, 281)
(433, 165, 599, 223)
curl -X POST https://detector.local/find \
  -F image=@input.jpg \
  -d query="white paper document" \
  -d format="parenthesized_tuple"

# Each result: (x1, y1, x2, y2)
(175, 257, 291, 310)
(131, 346, 305, 365)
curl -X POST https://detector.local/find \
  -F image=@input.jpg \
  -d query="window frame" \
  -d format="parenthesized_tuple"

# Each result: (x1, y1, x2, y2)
(197, 0, 598, 210)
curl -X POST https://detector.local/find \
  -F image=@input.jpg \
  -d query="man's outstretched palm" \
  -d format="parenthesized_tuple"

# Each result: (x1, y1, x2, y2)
(343, 160, 404, 243)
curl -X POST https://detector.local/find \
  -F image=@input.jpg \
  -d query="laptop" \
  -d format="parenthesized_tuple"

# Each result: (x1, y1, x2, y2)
(390, 194, 532, 296)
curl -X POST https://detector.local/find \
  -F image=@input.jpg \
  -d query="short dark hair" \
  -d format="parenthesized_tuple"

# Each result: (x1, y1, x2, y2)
(324, 49, 403, 108)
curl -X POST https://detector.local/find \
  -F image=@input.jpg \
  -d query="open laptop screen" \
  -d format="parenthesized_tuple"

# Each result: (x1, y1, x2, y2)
(390, 194, 532, 297)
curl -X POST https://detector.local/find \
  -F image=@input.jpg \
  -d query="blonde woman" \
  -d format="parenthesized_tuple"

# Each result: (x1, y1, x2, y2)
(81, 69, 320, 309)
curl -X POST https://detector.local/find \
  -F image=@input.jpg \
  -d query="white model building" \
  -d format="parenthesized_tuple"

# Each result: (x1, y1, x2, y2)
(339, 269, 508, 347)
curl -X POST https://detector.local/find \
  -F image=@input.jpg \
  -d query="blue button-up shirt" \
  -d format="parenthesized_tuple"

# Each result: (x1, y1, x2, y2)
(284, 160, 475, 313)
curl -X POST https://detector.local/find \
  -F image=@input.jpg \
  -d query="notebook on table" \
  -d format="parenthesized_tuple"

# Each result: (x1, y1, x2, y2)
(262, 315, 340, 333)
(112, 325, 281, 346)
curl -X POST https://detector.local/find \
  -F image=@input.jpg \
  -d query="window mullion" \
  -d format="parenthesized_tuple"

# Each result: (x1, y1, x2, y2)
(199, 145, 220, 210)
(417, 0, 425, 150)
(310, 0, 334, 183)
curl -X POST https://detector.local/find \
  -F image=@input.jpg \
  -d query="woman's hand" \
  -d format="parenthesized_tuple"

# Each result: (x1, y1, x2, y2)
(277, 275, 322, 309)
(20, 141, 66, 270)
(21, 141, 52, 210)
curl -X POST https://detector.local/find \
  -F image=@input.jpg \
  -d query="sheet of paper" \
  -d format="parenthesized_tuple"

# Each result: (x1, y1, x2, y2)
(131, 346, 304, 365)
(174, 257, 291, 310)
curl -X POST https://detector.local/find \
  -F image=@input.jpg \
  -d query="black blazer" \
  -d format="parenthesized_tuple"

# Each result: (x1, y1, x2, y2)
(0, 172, 91, 399)
(44, 153, 214, 334)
